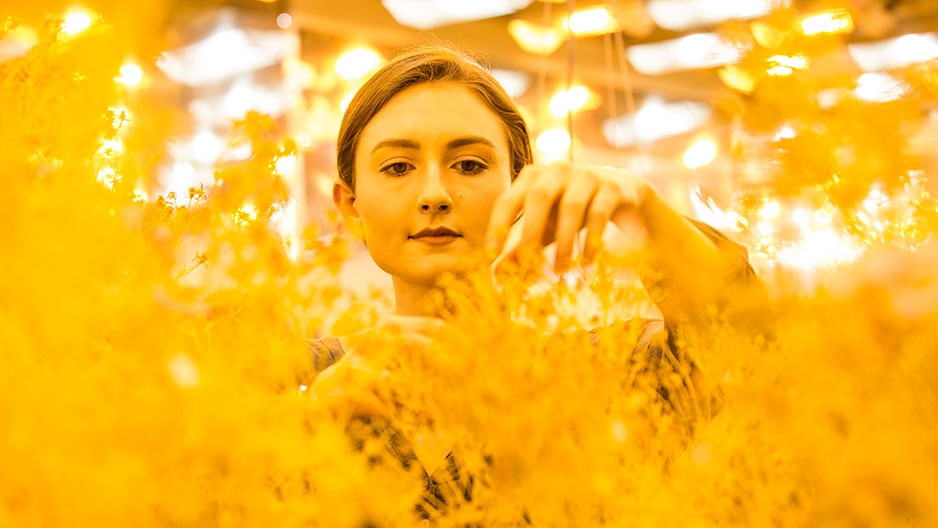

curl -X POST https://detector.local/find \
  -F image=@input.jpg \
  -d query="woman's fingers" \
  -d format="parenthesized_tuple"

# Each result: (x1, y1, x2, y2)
(486, 166, 537, 255)
(518, 166, 569, 251)
(489, 163, 650, 268)
(583, 182, 623, 262)
(553, 174, 599, 269)
(490, 163, 585, 259)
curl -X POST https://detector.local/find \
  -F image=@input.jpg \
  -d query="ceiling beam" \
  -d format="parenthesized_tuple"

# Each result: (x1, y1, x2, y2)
(289, 0, 726, 102)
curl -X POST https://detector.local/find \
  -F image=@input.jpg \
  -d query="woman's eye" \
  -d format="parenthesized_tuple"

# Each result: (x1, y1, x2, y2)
(381, 162, 413, 176)
(454, 160, 486, 175)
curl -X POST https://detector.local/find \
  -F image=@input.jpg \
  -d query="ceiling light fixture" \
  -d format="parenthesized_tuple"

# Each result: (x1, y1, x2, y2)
(115, 62, 144, 87)
(603, 97, 712, 147)
(157, 27, 293, 86)
(507, 19, 565, 55)
(536, 127, 572, 162)
(335, 48, 384, 81)
(847, 33, 938, 72)
(548, 86, 597, 117)
(561, 5, 618, 37)
(61, 10, 94, 35)
(683, 136, 718, 169)
(646, 0, 785, 31)
(799, 9, 854, 36)
(854, 72, 906, 102)
(491, 69, 530, 99)
(381, 0, 534, 30)
(0, 25, 38, 62)
(627, 33, 746, 75)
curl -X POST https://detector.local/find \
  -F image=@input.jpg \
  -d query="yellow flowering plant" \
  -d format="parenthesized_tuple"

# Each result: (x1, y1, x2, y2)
(3, 3, 938, 527)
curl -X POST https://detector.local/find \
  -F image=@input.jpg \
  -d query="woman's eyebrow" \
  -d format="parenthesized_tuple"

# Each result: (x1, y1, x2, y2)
(446, 136, 496, 151)
(371, 138, 420, 153)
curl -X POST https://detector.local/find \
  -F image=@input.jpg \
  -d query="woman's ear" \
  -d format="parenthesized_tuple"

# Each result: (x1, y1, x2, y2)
(333, 180, 364, 239)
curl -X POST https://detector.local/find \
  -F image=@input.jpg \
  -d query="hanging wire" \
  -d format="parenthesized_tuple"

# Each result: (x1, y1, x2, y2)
(536, 0, 552, 147)
(609, 0, 647, 177)
(603, 32, 618, 150)
(565, 0, 577, 162)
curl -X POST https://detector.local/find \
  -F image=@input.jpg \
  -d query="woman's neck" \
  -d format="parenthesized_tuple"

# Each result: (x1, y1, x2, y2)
(392, 278, 444, 317)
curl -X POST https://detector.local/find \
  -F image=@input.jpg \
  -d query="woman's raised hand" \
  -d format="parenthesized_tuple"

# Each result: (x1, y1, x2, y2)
(311, 315, 448, 421)
(485, 162, 656, 269)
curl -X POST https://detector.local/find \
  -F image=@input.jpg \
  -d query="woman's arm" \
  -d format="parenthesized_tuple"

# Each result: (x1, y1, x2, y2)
(635, 188, 772, 334)
(486, 162, 772, 334)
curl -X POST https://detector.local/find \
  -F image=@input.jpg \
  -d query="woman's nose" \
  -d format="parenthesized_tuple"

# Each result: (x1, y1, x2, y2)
(417, 167, 453, 213)
(420, 201, 450, 212)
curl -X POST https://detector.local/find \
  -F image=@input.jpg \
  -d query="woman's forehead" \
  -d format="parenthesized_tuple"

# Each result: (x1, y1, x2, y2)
(357, 82, 509, 153)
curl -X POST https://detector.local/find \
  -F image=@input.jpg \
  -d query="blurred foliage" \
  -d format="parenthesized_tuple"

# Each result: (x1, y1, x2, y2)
(2, 3, 938, 527)
(715, 2, 938, 255)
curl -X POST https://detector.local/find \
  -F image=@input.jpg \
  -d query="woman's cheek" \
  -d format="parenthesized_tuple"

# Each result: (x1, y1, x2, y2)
(370, 202, 407, 238)
(477, 185, 506, 219)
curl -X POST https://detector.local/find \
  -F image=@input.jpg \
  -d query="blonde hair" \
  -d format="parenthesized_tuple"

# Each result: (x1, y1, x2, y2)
(336, 45, 532, 190)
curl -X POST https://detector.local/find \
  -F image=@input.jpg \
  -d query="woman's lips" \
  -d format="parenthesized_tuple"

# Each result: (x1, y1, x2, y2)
(413, 234, 460, 245)
(411, 227, 461, 245)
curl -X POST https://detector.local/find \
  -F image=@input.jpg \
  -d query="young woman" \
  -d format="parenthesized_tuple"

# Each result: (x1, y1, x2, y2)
(311, 45, 770, 522)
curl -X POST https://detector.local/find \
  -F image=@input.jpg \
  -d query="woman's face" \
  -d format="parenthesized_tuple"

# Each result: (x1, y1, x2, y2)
(343, 81, 513, 286)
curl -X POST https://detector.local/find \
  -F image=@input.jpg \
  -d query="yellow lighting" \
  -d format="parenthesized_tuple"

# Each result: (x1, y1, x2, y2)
(535, 127, 571, 159)
(274, 201, 301, 261)
(2, 25, 39, 59)
(855, 72, 905, 102)
(683, 137, 718, 169)
(800, 9, 854, 36)
(507, 19, 565, 56)
(627, 33, 745, 75)
(758, 200, 781, 219)
(855, 210, 872, 226)
(340, 91, 356, 113)
(274, 155, 297, 178)
(718, 66, 757, 93)
(769, 54, 808, 69)
(749, 21, 787, 48)
(562, 6, 618, 36)
(234, 204, 259, 225)
(115, 63, 143, 87)
(108, 106, 131, 129)
(98, 138, 124, 157)
(774, 124, 796, 140)
(791, 207, 810, 227)
(689, 187, 748, 233)
(767, 65, 793, 76)
(295, 133, 313, 150)
(548, 86, 593, 118)
(61, 11, 93, 35)
(335, 48, 383, 81)
(192, 131, 224, 164)
(775, 228, 861, 269)
(491, 69, 529, 99)
(313, 174, 334, 197)
(96, 167, 120, 189)
(276, 13, 292, 29)
(283, 58, 315, 88)
(648, 0, 783, 31)
(862, 185, 889, 212)
(168, 354, 200, 388)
